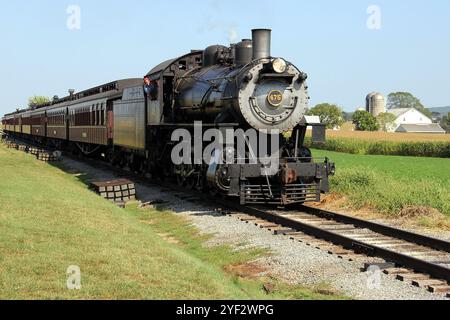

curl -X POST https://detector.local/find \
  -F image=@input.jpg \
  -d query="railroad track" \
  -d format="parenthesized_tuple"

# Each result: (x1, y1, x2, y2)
(154, 178, 450, 297)
(4, 137, 450, 297)
(212, 201, 450, 296)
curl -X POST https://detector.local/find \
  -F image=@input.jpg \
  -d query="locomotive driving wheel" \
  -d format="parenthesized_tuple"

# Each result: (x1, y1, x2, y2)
(293, 147, 313, 162)
(209, 165, 232, 198)
(175, 164, 198, 190)
(213, 165, 231, 193)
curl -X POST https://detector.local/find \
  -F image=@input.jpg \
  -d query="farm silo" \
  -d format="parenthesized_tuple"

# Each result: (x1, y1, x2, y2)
(370, 93, 386, 117)
(366, 92, 386, 116)
(366, 92, 376, 113)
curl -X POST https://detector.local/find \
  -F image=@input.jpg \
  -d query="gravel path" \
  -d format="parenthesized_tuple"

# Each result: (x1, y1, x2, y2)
(61, 157, 448, 300)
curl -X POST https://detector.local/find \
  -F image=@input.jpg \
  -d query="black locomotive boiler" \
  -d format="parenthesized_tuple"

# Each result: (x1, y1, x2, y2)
(2, 29, 334, 205)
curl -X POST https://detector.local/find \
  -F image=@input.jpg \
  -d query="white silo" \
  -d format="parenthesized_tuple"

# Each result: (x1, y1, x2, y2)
(365, 92, 386, 117)
(370, 93, 386, 117)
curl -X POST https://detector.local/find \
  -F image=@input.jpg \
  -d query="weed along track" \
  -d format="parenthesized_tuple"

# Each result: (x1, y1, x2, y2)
(3, 137, 450, 299)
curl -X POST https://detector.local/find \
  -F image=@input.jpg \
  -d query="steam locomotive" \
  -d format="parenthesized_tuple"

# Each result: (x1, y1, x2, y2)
(2, 29, 334, 205)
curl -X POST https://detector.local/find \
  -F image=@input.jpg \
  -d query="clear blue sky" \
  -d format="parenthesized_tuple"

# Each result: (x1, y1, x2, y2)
(1, 0, 449, 114)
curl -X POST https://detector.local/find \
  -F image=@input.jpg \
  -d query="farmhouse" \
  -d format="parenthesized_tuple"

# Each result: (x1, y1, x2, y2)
(387, 108, 446, 134)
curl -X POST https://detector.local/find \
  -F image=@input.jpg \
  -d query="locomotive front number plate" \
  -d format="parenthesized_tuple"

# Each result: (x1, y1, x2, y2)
(267, 90, 283, 107)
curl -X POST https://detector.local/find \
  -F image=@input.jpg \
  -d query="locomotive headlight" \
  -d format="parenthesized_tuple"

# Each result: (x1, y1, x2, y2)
(272, 58, 287, 73)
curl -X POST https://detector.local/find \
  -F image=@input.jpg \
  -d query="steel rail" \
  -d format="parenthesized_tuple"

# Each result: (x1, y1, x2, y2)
(297, 205, 450, 253)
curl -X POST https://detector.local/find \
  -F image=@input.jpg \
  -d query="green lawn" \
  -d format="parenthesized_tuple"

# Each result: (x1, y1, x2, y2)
(312, 149, 450, 220)
(0, 144, 342, 300)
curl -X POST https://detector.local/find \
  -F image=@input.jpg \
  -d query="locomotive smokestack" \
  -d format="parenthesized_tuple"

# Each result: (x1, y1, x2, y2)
(252, 28, 271, 60)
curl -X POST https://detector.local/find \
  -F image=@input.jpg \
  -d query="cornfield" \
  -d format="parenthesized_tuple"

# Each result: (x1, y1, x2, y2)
(305, 130, 450, 158)
(316, 130, 450, 142)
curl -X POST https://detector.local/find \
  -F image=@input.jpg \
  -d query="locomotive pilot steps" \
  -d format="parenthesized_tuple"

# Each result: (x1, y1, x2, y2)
(2, 29, 335, 206)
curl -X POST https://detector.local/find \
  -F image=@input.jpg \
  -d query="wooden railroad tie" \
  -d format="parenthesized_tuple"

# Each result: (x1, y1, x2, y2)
(18, 145, 28, 152)
(7, 143, 18, 149)
(271, 228, 296, 235)
(29, 147, 45, 155)
(411, 279, 448, 289)
(396, 273, 430, 282)
(427, 284, 450, 294)
(37, 151, 62, 162)
(91, 179, 137, 204)
(377, 266, 450, 295)
(383, 268, 412, 276)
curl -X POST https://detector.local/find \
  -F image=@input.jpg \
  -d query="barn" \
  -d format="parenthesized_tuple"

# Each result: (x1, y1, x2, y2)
(388, 108, 446, 134)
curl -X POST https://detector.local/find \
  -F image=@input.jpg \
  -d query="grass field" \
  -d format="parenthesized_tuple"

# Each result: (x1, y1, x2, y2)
(305, 130, 450, 158)
(0, 144, 342, 300)
(312, 149, 450, 227)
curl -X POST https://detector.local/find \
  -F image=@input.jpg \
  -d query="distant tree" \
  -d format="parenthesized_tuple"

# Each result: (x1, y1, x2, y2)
(343, 112, 354, 122)
(352, 110, 379, 131)
(387, 92, 432, 117)
(376, 112, 397, 132)
(28, 96, 50, 108)
(307, 103, 345, 129)
(431, 112, 442, 120)
(440, 113, 450, 133)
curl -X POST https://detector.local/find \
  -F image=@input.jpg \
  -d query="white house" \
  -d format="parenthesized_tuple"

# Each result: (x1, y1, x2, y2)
(387, 108, 445, 134)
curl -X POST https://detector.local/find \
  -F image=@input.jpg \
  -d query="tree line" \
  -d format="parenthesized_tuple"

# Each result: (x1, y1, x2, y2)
(307, 92, 449, 132)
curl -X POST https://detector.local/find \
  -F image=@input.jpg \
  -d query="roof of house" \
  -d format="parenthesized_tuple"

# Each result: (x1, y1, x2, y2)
(388, 108, 416, 118)
(395, 123, 446, 134)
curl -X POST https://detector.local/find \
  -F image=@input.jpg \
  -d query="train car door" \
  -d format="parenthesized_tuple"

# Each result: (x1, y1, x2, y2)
(107, 100, 114, 142)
